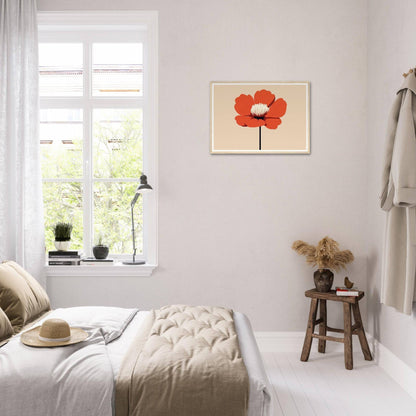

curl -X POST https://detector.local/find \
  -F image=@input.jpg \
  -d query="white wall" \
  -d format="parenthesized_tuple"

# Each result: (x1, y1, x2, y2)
(366, 0, 416, 371)
(38, 0, 368, 331)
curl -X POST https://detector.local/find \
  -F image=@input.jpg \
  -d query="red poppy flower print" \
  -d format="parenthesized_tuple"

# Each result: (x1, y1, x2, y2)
(235, 89, 287, 129)
(234, 89, 287, 150)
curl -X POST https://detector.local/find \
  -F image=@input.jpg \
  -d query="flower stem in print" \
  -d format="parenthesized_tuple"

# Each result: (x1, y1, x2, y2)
(259, 126, 261, 150)
(234, 89, 287, 151)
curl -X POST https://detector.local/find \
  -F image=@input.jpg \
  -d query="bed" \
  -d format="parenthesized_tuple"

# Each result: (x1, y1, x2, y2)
(0, 262, 272, 416)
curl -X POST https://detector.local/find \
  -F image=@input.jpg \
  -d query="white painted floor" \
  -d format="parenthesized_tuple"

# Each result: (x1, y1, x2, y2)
(262, 350, 416, 416)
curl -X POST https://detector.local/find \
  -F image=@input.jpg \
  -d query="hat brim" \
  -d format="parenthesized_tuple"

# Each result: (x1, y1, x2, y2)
(0, 338, 9, 348)
(21, 326, 89, 348)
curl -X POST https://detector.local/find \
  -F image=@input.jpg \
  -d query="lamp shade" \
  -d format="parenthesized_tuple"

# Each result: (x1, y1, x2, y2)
(136, 174, 153, 194)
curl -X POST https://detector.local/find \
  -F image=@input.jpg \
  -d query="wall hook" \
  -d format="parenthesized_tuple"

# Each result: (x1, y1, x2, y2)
(403, 68, 415, 78)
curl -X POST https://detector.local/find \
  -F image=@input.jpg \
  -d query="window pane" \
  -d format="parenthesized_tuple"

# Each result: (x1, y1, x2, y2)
(39, 43, 83, 96)
(43, 182, 83, 252)
(93, 109, 143, 178)
(94, 182, 142, 254)
(92, 43, 143, 96)
(40, 109, 83, 179)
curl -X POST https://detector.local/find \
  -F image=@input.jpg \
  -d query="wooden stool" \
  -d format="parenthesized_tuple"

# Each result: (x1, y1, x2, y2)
(300, 289, 372, 370)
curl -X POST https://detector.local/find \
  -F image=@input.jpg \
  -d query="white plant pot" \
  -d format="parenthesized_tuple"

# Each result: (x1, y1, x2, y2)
(54, 241, 71, 251)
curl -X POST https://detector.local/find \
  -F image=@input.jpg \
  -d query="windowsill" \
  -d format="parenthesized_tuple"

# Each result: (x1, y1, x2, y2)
(45, 263, 157, 277)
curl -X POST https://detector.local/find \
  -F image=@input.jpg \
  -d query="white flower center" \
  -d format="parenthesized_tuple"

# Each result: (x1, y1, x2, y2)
(250, 103, 269, 117)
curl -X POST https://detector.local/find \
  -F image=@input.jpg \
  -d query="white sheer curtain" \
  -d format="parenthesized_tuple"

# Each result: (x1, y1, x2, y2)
(0, 0, 45, 284)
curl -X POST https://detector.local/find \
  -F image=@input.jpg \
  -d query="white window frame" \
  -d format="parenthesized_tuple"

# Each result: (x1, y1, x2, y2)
(39, 12, 158, 275)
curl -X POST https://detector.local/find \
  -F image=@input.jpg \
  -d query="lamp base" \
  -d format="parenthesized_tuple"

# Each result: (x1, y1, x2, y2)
(122, 260, 145, 265)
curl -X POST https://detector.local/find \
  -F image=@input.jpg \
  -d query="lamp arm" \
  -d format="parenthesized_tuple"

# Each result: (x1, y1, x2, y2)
(131, 204, 136, 263)
(131, 193, 140, 208)
(130, 192, 143, 263)
(124, 184, 148, 265)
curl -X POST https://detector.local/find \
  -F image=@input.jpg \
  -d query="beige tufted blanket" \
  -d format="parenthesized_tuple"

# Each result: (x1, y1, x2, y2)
(115, 305, 249, 416)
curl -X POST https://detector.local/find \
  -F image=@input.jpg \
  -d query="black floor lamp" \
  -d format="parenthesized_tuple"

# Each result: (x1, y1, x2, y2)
(123, 174, 152, 265)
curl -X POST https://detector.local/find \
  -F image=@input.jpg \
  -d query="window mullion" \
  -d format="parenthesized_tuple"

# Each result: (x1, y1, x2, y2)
(83, 40, 93, 256)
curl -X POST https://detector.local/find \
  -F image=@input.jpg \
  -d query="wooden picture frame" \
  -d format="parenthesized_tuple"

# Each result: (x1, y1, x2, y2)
(210, 82, 310, 154)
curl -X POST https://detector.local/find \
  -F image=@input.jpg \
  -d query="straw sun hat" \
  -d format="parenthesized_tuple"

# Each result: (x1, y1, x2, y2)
(21, 318, 88, 347)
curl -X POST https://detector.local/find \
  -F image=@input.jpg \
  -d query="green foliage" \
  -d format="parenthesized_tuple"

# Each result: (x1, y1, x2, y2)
(53, 222, 73, 241)
(43, 182, 83, 250)
(96, 234, 104, 246)
(95, 234, 108, 247)
(42, 109, 144, 254)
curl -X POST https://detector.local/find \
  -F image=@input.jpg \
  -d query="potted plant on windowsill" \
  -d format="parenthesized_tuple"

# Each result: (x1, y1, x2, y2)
(292, 236, 354, 292)
(93, 236, 109, 260)
(53, 222, 73, 251)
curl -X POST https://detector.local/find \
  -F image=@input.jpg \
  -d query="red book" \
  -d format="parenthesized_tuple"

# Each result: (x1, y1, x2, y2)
(335, 286, 359, 296)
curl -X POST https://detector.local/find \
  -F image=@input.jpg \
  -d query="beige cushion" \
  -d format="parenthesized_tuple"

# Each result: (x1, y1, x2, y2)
(0, 307, 13, 345)
(0, 261, 50, 333)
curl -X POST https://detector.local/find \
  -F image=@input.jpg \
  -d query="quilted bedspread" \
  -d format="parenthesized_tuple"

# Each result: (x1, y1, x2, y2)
(115, 305, 249, 416)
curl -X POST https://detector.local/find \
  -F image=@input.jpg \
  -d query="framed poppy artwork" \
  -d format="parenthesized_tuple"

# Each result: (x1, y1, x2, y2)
(210, 82, 310, 154)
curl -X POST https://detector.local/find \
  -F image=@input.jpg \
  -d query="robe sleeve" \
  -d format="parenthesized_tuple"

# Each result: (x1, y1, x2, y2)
(380, 92, 402, 211)
(391, 90, 416, 208)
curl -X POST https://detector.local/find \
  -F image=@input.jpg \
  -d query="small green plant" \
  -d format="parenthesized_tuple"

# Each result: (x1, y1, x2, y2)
(53, 223, 73, 242)
(96, 234, 106, 246)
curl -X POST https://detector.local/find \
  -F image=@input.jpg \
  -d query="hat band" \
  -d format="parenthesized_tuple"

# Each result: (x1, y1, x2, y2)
(38, 334, 71, 343)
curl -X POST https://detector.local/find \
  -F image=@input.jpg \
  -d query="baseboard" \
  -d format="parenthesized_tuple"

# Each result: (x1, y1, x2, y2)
(371, 338, 416, 401)
(255, 331, 416, 401)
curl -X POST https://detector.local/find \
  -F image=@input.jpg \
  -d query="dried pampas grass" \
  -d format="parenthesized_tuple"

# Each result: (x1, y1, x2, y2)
(292, 236, 354, 271)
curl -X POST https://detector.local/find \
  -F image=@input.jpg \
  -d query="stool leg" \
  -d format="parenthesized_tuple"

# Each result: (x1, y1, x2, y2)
(352, 303, 372, 361)
(343, 302, 353, 370)
(301, 298, 318, 362)
(318, 299, 327, 353)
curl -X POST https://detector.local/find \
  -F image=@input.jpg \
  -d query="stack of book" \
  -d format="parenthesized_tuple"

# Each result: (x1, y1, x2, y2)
(48, 251, 81, 266)
(80, 257, 114, 266)
(335, 286, 360, 296)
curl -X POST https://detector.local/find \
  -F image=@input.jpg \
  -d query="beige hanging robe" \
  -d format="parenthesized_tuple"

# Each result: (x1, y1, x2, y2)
(380, 72, 416, 315)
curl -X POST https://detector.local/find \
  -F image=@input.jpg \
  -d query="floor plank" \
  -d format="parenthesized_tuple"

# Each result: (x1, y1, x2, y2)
(262, 350, 416, 416)
(263, 352, 300, 415)
(284, 352, 332, 416)
(262, 353, 285, 416)
(274, 353, 316, 416)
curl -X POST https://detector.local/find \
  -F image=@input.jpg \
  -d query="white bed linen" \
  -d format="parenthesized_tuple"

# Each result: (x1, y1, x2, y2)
(107, 310, 272, 416)
(0, 306, 137, 416)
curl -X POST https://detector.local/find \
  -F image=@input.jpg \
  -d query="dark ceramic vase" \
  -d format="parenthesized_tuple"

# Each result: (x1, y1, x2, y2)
(93, 245, 109, 260)
(313, 269, 334, 292)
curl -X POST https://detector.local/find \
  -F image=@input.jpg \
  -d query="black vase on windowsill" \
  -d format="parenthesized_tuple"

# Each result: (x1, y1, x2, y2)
(93, 245, 109, 260)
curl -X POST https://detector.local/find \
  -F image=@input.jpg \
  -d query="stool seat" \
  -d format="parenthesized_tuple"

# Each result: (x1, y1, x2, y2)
(301, 288, 372, 370)
(305, 288, 364, 303)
